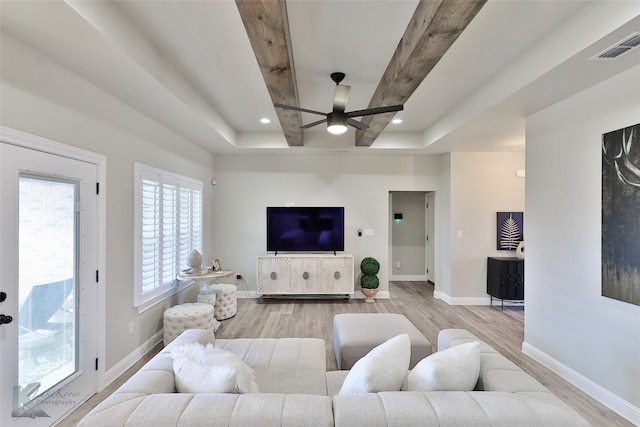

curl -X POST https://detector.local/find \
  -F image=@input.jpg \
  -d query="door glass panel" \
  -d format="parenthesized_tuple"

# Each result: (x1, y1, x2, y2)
(18, 175, 78, 400)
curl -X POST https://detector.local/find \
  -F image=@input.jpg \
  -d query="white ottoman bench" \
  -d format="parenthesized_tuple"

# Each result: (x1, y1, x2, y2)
(208, 283, 237, 320)
(333, 313, 433, 370)
(163, 302, 215, 346)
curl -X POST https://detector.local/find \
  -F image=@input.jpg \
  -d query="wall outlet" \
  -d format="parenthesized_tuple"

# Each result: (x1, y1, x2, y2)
(128, 321, 134, 335)
(236, 274, 242, 280)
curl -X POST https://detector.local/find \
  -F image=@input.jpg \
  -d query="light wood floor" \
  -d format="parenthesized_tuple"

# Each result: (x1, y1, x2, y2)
(62, 281, 631, 426)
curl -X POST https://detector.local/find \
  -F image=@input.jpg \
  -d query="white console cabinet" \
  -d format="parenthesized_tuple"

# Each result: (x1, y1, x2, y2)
(257, 253, 354, 298)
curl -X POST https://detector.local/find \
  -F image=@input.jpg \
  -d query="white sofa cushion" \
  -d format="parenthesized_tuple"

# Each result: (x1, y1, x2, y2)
(339, 334, 410, 394)
(403, 341, 481, 391)
(215, 337, 328, 395)
(172, 343, 258, 393)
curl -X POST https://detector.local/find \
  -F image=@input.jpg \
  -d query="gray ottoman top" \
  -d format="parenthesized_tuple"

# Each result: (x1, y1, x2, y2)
(333, 313, 430, 345)
(333, 313, 433, 369)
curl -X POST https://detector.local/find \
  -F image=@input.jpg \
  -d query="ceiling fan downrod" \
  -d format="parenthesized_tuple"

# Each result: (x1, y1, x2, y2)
(330, 72, 346, 85)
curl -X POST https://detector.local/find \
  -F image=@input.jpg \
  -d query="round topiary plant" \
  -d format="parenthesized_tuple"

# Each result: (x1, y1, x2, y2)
(361, 274, 379, 289)
(360, 257, 380, 276)
(360, 257, 380, 289)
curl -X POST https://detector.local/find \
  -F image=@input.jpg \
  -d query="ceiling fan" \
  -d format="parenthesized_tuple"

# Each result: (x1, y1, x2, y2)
(274, 72, 403, 135)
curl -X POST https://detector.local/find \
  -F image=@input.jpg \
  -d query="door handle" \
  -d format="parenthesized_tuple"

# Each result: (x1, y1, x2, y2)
(0, 314, 12, 325)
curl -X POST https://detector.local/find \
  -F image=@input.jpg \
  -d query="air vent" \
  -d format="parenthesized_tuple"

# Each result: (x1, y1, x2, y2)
(591, 31, 640, 61)
(330, 149, 350, 153)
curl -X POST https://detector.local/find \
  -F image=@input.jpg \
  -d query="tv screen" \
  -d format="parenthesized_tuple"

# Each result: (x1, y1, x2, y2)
(267, 207, 345, 253)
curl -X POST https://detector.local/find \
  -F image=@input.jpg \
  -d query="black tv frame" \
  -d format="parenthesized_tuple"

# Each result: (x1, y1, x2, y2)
(266, 206, 345, 254)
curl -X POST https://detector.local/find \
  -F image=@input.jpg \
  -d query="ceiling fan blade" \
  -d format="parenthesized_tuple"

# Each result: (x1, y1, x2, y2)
(333, 85, 351, 113)
(301, 118, 327, 129)
(274, 103, 326, 116)
(347, 104, 403, 118)
(347, 118, 368, 130)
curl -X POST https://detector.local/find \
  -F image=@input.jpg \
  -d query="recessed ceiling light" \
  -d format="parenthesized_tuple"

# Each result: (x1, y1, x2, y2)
(392, 118, 403, 124)
(260, 118, 271, 124)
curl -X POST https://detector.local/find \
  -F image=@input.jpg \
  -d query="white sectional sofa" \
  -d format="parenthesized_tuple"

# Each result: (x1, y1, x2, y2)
(78, 328, 589, 426)
(78, 329, 333, 426)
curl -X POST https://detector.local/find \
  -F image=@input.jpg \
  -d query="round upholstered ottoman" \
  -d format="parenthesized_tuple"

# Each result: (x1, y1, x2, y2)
(163, 302, 215, 346)
(196, 290, 217, 307)
(196, 291, 222, 332)
(208, 283, 237, 320)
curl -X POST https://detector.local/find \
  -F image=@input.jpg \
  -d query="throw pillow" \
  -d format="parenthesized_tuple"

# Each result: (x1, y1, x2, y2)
(172, 343, 259, 394)
(402, 341, 481, 391)
(339, 334, 411, 394)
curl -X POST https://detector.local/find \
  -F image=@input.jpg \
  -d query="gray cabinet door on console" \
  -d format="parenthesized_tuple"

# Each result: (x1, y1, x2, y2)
(487, 257, 524, 301)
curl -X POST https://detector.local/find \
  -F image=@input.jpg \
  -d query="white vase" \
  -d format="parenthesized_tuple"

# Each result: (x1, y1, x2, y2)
(187, 249, 203, 272)
(516, 241, 525, 259)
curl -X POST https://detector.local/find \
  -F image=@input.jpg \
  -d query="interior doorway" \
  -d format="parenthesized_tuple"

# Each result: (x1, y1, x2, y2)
(389, 191, 435, 283)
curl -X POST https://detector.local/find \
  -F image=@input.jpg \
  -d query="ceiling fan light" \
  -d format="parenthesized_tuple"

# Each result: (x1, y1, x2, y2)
(327, 124, 348, 134)
(327, 113, 348, 134)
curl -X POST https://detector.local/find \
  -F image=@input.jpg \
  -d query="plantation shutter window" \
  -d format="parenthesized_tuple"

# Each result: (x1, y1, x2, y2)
(134, 163, 203, 310)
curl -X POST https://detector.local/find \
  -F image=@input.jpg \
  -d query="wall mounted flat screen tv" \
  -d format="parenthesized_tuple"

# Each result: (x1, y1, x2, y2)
(267, 207, 345, 253)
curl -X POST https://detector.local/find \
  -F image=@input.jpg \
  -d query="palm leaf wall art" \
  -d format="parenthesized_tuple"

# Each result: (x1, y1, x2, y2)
(497, 212, 523, 250)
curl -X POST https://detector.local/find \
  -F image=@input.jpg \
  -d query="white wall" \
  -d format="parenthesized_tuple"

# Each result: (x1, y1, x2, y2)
(525, 65, 640, 418)
(1, 33, 215, 370)
(210, 154, 441, 295)
(437, 152, 525, 303)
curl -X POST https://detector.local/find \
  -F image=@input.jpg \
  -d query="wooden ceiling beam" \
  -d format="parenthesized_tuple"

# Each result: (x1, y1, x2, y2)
(235, 0, 303, 146)
(355, 0, 487, 147)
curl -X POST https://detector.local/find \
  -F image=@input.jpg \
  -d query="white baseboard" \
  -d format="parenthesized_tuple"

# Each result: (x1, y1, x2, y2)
(236, 290, 256, 298)
(390, 275, 428, 281)
(522, 341, 640, 426)
(433, 291, 492, 306)
(102, 329, 164, 390)
(433, 290, 450, 303)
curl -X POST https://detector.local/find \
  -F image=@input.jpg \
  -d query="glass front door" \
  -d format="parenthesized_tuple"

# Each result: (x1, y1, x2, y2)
(1, 141, 99, 426)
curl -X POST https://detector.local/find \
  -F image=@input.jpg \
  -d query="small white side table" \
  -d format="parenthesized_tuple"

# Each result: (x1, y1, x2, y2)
(176, 269, 234, 306)
(177, 269, 234, 292)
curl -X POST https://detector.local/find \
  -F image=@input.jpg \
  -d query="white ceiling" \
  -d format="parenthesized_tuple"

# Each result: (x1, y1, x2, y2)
(1, 1, 639, 155)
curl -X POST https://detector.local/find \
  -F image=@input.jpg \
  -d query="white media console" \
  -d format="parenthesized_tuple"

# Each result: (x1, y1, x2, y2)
(257, 253, 354, 299)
